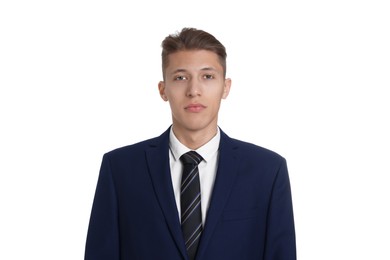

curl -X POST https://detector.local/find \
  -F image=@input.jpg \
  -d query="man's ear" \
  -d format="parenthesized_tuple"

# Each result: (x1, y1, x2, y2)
(158, 81, 168, 101)
(222, 78, 232, 99)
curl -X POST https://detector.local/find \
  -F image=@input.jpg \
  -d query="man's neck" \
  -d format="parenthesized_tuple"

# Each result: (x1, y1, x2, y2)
(172, 125, 218, 150)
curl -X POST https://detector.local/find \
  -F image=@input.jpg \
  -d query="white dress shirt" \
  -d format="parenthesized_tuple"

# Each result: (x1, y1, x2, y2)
(169, 127, 220, 225)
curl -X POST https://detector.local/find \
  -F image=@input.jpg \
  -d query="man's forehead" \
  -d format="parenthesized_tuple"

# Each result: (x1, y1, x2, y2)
(166, 51, 222, 71)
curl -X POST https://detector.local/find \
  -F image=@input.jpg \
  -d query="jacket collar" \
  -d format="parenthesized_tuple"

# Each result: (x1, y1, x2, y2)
(196, 130, 241, 259)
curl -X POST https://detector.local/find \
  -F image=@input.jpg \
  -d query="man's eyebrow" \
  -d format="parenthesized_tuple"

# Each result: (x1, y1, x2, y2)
(169, 69, 187, 75)
(169, 67, 217, 74)
(201, 67, 217, 71)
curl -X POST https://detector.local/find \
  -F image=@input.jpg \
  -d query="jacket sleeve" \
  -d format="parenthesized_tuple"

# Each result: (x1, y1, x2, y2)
(264, 158, 297, 260)
(85, 154, 120, 260)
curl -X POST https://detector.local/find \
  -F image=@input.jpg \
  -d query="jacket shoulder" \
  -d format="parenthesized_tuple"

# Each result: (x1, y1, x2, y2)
(103, 133, 166, 161)
(229, 137, 286, 164)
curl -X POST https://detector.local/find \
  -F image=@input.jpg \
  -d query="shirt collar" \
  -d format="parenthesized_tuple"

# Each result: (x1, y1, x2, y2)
(169, 127, 220, 163)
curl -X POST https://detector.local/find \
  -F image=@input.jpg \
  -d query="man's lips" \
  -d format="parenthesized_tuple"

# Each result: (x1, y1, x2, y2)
(185, 103, 206, 112)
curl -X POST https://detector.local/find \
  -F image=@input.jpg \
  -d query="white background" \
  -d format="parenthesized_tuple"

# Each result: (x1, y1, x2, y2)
(1, 0, 389, 259)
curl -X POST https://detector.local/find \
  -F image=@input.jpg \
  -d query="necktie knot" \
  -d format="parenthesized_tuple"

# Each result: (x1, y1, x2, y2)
(180, 151, 203, 166)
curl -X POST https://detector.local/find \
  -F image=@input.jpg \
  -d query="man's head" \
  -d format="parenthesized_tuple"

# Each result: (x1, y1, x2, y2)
(161, 27, 227, 80)
(158, 28, 231, 139)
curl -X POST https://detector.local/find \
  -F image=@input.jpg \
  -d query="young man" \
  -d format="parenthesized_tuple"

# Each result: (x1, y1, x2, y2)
(85, 28, 296, 260)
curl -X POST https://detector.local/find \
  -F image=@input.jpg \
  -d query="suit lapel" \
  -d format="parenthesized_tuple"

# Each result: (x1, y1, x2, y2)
(196, 131, 241, 259)
(145, 129, 188, 259)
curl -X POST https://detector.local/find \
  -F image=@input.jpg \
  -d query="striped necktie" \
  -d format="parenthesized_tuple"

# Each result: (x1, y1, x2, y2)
(180, 151, 203, 260)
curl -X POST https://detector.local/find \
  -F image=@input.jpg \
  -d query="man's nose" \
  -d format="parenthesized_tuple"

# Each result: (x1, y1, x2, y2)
(186, 78, 201, 97)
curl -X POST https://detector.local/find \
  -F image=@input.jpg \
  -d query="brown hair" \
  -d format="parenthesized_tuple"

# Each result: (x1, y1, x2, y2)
(161, 27, 227, 78)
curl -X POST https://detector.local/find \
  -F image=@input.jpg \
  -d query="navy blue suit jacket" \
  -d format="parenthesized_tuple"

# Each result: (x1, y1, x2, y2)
(85, 128, 296, 259)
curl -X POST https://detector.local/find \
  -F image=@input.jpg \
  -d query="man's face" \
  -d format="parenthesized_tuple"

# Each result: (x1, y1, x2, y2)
(159, 50, 231, 134)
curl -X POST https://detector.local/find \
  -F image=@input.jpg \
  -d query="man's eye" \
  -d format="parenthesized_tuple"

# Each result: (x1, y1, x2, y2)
(203, 74, 214, 79)
(175, 75, 187, 80)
